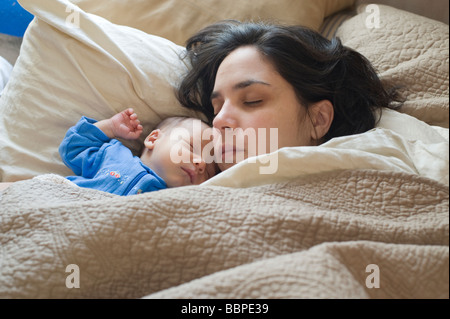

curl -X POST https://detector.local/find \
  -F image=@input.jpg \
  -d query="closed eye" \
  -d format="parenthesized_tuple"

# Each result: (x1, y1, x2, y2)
(244, 100, 263, 105)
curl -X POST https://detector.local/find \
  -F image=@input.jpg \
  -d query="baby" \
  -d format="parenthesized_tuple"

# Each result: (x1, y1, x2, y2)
(59, 108, 217, 195)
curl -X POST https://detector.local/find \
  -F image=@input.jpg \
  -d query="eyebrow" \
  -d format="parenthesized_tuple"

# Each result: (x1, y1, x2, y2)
(211, 79, 271, 100)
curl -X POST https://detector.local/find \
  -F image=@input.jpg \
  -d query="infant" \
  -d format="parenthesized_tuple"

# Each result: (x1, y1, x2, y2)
(59, 108, 217, 195)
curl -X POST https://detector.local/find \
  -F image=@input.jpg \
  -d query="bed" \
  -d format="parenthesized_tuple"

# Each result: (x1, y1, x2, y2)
(0, 0, 448, 299)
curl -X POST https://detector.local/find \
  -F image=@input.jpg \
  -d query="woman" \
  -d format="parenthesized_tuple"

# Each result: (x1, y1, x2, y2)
(177, 20, 402, 171)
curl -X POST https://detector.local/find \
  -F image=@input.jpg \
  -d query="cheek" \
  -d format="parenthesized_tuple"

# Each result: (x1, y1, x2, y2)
(244, 111, 276, 131)
(242, 109, 301, 149)
(280, 115, 313, 147)
(270, 106, 309, 148)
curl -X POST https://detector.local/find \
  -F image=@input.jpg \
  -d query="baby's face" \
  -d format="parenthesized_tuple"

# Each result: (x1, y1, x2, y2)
(149, 119, 217, 187)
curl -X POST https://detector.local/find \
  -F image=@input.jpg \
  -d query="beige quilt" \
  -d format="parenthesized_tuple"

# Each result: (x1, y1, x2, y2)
(0, 170, 448, 299)
(0, 2, 448, 300)
(336, 4, 449, 128)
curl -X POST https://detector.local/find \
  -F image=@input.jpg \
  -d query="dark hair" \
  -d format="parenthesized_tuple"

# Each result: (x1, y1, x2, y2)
(177, 20, 403, 142)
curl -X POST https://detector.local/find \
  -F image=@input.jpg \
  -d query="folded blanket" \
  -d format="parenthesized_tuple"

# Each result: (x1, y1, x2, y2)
(1, 170, 448, 298)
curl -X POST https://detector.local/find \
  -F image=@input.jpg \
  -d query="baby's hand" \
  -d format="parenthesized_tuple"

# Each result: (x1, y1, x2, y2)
(109, 108, 143, 140)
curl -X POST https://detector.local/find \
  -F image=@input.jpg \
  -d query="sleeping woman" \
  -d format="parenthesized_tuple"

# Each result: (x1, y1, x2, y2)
(0, 20, 403, 192)
(176, 20, 403, 172)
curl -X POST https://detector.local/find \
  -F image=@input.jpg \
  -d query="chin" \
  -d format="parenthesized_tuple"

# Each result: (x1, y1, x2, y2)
(167, 182, 188, 188)
(166, 178, 189, 188)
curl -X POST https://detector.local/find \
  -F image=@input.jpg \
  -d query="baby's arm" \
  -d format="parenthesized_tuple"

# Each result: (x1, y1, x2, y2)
(95, 108, 143, 140)
(59, 109, 142, 177)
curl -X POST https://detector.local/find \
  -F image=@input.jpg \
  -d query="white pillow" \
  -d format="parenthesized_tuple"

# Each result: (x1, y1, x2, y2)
(0, 0, 203, 182)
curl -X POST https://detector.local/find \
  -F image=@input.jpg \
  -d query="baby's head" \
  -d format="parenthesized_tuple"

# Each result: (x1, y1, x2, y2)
(140, 117, 217, 187)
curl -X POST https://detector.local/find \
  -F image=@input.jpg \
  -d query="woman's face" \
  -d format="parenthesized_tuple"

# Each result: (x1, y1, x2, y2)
(211, 46, 315, 171)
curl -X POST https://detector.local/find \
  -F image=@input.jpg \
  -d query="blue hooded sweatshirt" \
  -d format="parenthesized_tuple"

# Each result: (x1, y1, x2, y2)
(59, 117, 167, 195)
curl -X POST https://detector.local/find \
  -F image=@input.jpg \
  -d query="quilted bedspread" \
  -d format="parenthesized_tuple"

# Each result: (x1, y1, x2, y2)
(336, 4, 449, 128)
(0, 170, 448, 299)
(0, 2, 448, 300)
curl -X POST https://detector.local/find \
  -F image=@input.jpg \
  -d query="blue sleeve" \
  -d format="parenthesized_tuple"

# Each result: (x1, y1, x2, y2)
(59, 116, 111, 178)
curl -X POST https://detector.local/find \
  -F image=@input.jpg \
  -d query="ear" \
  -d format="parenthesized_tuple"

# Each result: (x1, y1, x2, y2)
(143, 129, 161, 150)
(308, 100, 334, 143)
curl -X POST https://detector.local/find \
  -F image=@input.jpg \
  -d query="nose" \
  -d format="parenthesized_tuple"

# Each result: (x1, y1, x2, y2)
(212, 101, 238, 131)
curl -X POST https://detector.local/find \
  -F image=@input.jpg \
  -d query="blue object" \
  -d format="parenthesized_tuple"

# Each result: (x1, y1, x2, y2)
(59, 117, 168, 196)
(0, 0, 34, 37)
